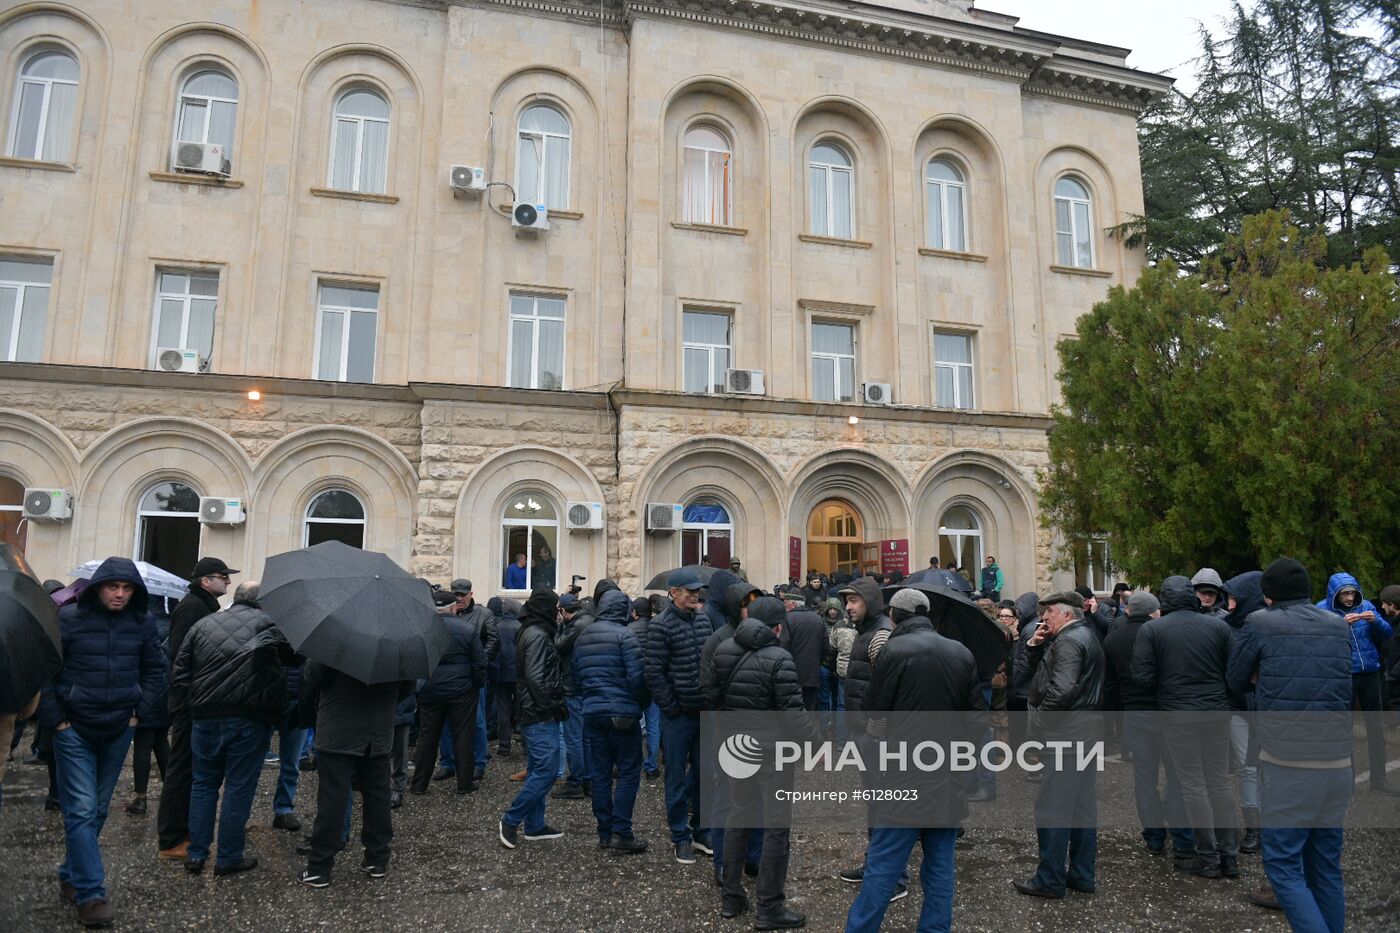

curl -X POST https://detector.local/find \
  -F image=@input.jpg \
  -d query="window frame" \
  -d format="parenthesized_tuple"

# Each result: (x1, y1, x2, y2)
(925, 157, 968, 252)
(931, 328, 976, 410)
(0, 256, 53, 363)
(681, 124, 733, 226)
(808, 140, 855, 239)
(499, 489, 560, 594)
(810, 319, 857, 403)
(937, 503, 984, 573)
(1054, 175, 1095, 268)
(313, 281, 380, 383)
(327, 87, 391, 194)
(0, 473, 26, 554)
(173, 68, 238, 161)
(302, 487, 367, 548)
(133, 479, 204, 572)
(148, 268, 219, 368)
(6, 47, 79, 163)
(681, 307, 733, 395)
(515, 103, 572, 209)
(507, 291, 567, 391)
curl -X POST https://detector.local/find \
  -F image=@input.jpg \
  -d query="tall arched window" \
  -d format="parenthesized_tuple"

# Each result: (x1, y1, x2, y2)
(681, 499, 732, 567)
(304, 488, 366, 548)
(7, 49, 79, 162)
(682, 126, 731, 225)
(175, 70, 238, 153)
(136, 480, 202, 577)
(501, 491, 558, 591)
(1054, 176, 1094, 268)
(808, 141, 854, 239)
(516, 104, 570, 209)
(0, 475, 26, 552)
(925, 159, 966, 251)
(329, 88, 390, 194)
(937, 504, 983, 575)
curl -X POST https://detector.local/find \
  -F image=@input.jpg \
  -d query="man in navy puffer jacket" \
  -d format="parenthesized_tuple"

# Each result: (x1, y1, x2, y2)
(38, 557, 164, 927)
(575, 589, 649, 853)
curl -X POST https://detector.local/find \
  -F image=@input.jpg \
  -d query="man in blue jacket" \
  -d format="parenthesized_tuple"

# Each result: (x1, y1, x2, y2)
(38, 557, 164, 928)
(1316, 571, 1396, 795)
(575, 588, 650, 854)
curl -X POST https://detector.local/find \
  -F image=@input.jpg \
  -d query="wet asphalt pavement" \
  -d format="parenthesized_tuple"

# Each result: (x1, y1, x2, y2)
(1, 751, 1397, 932)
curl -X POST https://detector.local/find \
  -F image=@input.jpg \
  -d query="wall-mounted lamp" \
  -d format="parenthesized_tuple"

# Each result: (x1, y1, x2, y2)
(848, 415, 860, 426)
(247, 390, 262, 401)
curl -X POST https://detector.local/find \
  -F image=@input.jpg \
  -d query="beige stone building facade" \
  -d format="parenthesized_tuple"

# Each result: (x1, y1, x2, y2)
(0, 0, 1167, 597)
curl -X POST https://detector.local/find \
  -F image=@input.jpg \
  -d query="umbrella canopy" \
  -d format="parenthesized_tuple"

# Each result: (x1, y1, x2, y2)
(881, 581, 1009, 677)
(50, 578, 88, 608)
(643, 564, 721, 591)
(903, 568, 974, 593)
(259, 541, 448, 684)
(70, 559, 189, 601)
(0, 544, 63, 712)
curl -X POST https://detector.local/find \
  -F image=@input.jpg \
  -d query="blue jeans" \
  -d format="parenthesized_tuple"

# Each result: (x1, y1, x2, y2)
(1122, 711, 1194, 853)
(641, 703, 661, 773)
(659, 712, 702, 844)
(1260, 763, 1351, 933)
(475, 686, 489, 770)
(818, 669, 846, 742)
(845, 827, 957, 933)
(189, 718, 271, 866)
(504, 721, 560, 834)
(53, 726, 133, 905)
(1030, 762, 1097, 894)
(585, 715, 643, 840)
(273, 722, 307, 816)
(563, 695, 587, 787)
(439, 728, 454, 773)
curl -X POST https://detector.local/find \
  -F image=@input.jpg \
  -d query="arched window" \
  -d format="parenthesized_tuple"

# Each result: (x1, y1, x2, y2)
(516, 104, 570, 209)
(682, 125, 731, 225)
(925, 159, 966, 251)
(501, 491, 558, 591)
(136, 480, 202, 578)
(304, 488, 366, 548)
(808, 141, 854, 239)
(1054, 176, 1094, 268)
(0, 474, 25, 552)
(175, 70, 238, 154)
(7, 49, 79, 162)
(807, 499, 863, 576)
(329, 88, 390, 194)
(937, 504, 983, 575)
(681, 499, 732, 567)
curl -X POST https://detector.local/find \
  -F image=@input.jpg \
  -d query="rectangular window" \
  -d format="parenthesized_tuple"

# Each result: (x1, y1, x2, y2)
(1075, 537, 1113, 594)
(508, 292, 566, 390)
(681, 310, 731, 394)
(0, 257, 52, 362)
(151, 270, 218, 367)
(315, 283, 378, 382)
(811, 321, 855, 402)
(933, 330, 975, 410)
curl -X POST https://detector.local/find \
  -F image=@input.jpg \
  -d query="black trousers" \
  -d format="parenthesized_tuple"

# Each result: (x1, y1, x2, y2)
(800, 686, 819, 712)
(495, 686, 517, 751)
(157, 707, 192, 847)
(391, 724, 410, 795)
(410, 694, 477, 792)
(1354, 671, 1389, 784)
(132, 726, 171, 795)
(1163, 717, 1238, 866)
(723, 774, 793, 916)
(307, 751, 392, 876)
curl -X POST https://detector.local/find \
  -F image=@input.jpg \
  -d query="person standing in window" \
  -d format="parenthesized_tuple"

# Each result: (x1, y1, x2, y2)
(534, 545, 557, 591)
(505, 553, 528, 590)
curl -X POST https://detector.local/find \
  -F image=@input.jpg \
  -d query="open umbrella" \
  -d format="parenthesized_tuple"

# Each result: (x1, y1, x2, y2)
(70, 559, 189, 601)
(259, 540, 448, 684)
(643, 564, 720, 591)
(0, 544, 63, 712)
(881, 581, 1009, 676)
(903, 568, 974, 593)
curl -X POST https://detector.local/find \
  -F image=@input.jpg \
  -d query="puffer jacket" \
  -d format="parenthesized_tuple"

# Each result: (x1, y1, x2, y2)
(417, 611, 488, 704)
(1130, 576, 1232, 711)
(702, 570, 744, 632)
(171, 601, 293, 723)
(1317, 572, 1392, 674)
(842, 577, 893, 712)
(703, 601, 805, 713)
(1228, 598, 1352, 765)
(1223, 571, 1266, 709)
(495, 600, 522, 685)
(141, 609, 173, 729)
(37, 557, 165, 745)
(558, 580, 617, 695)
(574, 590, 647, 718)
(516, 587, 566, 727)
(1008, 591, 1042, 701)
(644, 598, 713, 717)
(699, 581, 763, 708)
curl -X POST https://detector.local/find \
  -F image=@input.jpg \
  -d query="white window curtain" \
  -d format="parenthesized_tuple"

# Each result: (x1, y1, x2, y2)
(926, 159, 966, 251)
(682, 126, 731, 225)
(811, 321, 855, 402)
(517, 105, 571, 209)
(316, 283, 379, 382)
(682, 310, 731, 393)
(329, 89, 390, 194)
(933, 331, 974, 410)
(808, 142, 853, 238)
(8, 50, 78, 162)
(152, 270, 219, 366)
(1054, 177, 1093, 268)
(0, 257, 52, 362)
(176, 70, 238, 152)
(509, 293, 566, 390)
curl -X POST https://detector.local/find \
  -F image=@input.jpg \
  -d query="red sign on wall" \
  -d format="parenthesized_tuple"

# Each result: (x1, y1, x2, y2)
(788, 536, 803, 583)
(880, 538, 909, 576)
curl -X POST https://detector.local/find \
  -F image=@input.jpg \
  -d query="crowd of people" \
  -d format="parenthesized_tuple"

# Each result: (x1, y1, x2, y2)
(1, 549, 1395, 933)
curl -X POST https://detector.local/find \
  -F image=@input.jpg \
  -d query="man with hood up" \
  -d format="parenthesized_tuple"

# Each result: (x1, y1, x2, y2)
(38, 557, 165, 928)
(491, 598, 522, 756)
(1192, 568, 1229, 616)
(555, 580, 617, 799)
(1005, 592, 1042, 751)
(628, 597, 661, 780)
(1316, 571, 1396, 795)
(499, 586, 567, 850)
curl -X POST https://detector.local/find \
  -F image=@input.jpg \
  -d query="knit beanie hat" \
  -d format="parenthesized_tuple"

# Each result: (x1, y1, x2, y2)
(1261, 558, 1311, 601)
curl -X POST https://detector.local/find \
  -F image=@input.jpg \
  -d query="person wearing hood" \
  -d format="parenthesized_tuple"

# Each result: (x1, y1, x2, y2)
(554, 581, 613, 799)
(38, 557, 165, 928)
(1223, 571, 1266, 855)
(705, 596, 808, 929)
(1316, 571, 1396, 796)
(1380, 585, 1400, 710)
(574, 589, 649, 855)
(628, 597, 662, 780)
(499, 586, 567, 850)
(1191, 568, 1228, 616)
(492, 598, 523, 756)
(1005, 592, 1041, 752)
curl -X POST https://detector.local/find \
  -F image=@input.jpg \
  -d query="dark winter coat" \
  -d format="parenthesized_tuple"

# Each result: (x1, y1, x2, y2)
(417, 611, 488, 704)
(697, 580, 762, 709)
(171, 602, 294, 724)
(1016, 618, 1104, 737)
(574, 590, 648, 718)
(494, 602, 522, 685)
(453, 601, 499, 668)
(516, 588, 566, 727)
(304, 661, 411, 757)
(142, 610, 172, 729)
(644, 598, 713, 717)
(37, 558, 165, 746)
(1317, 572, 1392, 675)
(1008, 591, 1041, 702)
(1103, 612, 1157, 711)
(781, 607, 827, 690)
(1223, 571, 1266, 710)
(167, 585, 222, 676)
(556, 580, 616, 696)
(842, 577, 893, 712)
(703, 614, 805, 713)
(1130, 576, 1232, 711)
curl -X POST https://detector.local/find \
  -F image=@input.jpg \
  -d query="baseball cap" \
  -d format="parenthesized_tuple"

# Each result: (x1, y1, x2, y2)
(669, 569, 706, 590)
(191, 557, 239, 580)
(559, 593, 581, 610)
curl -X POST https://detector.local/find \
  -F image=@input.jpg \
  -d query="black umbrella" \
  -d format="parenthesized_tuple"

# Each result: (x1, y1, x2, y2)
(259, 541, 448, 684)
(643, 564, 720, 591)
(881, 581, 1009, 677)
(0, 544, 63, 712)
(903, 568, 974, 593)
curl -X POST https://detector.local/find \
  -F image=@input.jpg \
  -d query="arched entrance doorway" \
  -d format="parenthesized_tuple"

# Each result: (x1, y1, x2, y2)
(806, 499, 865, 577)
(937, 503, 983, 576)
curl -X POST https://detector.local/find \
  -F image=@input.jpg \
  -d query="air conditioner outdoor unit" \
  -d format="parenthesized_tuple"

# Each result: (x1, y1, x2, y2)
(646, 502, 684, 534)
(565, 501, 604, 532)
(512, 201, 550, 235)
(23, 488, 73, 522)
(449, 164, 487, 196)
(199, 497, 246, 525)
(863, 382, 893, 405)
(172, 141, 230, 176)
(156, 347, 201, 373)
(724, 368, 765, 396)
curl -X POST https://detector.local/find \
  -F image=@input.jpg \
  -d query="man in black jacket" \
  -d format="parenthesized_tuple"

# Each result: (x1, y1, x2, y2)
(443, 579, 496, 785)
(1131, 576, 1238, 878)
(779, 586, 826, 711)
(158, 556, 235, 859)
(171, 582, 293, 877)
(499, 586, 568, 849)
(555, 581, 615, 799)
(410, 596, 487, 796)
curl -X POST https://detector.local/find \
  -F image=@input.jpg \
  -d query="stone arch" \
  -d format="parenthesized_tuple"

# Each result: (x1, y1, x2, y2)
(1035, 145, 1121, 267)
(912, 115, 1006, 258)
(661, 76, 769, 230)
(491, 67, 598, 214)
(0, 409, 81, 575)
(792, 96, 892, 240)
(787, 448, 911, 571)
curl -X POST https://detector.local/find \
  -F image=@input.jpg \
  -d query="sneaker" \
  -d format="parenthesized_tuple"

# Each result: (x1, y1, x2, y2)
(360, 862, 388, 879)
(838, 865, 865, 884)
(263, 750, 280, 764)
(609, 836, 648, 855)
(675, 841, 697, 864)
(889, 883, 908, 902)
(213, 857, 258, 877)
(76, 898, 115, 928)
(498, 820, 519, 850)
(297, 870, 331, 889)
(523, 824, 564, 841)
(692, 834, 713, 857)
(184, 858, 205, 875)
(272, 813, 301, 832)
(754, 908, 806, 930)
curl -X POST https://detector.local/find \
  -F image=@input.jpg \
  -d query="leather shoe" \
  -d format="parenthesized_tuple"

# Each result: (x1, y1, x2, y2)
(754, 908, 805, 930)
(1221, 856, 1240, 878)
(1239, 829, 1261, 854)
(1013, 879, 1064, 899)
(432, 767, 455, 782)
(184, 859, 205, 875)
(272, 813, 301, 831)
(720, 897, 748, 919)
(389, 792, 403, 809)
(1067, 881, 1095, 894)
(158, 841, 189, 860)
(1371, 780, 1400, 796)
(1248, 885, 1282, 910)
(213, 857, 258, 877)
(76, 898, 114, 928)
